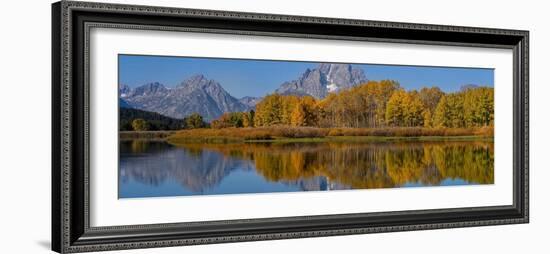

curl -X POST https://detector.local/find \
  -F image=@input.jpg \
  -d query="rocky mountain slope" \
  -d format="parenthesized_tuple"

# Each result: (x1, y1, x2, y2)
(275, 63, 367, 99)
(121, 75, 249, 121)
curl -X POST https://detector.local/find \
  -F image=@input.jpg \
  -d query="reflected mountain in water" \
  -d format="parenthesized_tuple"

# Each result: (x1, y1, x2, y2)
(119, 140, 493, 198)
(120, 141, 255, 192)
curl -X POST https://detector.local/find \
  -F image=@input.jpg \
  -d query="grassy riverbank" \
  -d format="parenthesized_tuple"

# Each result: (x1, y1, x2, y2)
(243, 135, 493, 144)
(163, 126, 493, 144)
(119, 130, 177, 140)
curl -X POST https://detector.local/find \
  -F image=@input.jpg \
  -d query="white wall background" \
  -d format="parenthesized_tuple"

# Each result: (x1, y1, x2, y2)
(0, 0, 547, 253)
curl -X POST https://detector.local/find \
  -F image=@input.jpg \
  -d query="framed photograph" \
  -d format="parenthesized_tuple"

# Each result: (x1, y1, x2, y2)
(52, 1, 529, 253)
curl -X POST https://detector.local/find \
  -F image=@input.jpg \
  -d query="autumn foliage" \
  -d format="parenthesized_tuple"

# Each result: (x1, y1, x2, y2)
(209, 80, 494, 130)
(173, 141, 494, 188)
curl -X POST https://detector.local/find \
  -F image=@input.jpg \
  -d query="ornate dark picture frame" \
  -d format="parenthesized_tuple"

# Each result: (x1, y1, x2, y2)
(52, 1, 529, 253)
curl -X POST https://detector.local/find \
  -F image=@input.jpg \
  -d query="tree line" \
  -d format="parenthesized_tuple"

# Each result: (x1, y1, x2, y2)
(210, 80, 494, 129)
(121, 80, 494, 131)
(120, 108, 207, 131)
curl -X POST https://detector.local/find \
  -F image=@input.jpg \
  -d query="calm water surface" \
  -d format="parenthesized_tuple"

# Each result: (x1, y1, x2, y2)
(119, 140, 494, 198)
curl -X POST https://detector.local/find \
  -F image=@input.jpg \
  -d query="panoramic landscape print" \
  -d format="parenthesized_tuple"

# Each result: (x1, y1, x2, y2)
(118, 55, 494, 198)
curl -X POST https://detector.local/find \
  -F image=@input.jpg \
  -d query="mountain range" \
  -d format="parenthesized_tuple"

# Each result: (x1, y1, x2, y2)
(120, 63, 368, 121)
(276, 63, 367, 98)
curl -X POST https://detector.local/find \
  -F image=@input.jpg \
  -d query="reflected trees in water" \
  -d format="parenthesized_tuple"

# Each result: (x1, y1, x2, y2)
(119, 140, 493, 197)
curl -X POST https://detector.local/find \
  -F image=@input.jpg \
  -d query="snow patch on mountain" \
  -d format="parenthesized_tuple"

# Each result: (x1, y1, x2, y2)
(327, 83, 339, 92)
(325, 66, 339, 93)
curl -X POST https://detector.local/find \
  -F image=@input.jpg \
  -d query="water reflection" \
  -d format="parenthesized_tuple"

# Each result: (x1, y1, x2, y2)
(119, 140, 493, 198)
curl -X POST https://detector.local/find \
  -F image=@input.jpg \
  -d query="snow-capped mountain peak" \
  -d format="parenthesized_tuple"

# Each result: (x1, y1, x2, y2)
(276, 63, 367, 98)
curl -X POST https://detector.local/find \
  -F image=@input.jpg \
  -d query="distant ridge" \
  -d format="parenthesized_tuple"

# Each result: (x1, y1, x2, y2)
(239, 96, 262, 108)
(460, 84, 480, 91)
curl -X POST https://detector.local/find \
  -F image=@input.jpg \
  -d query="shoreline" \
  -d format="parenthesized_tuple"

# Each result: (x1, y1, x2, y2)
(166, 135, 494, 146)
(243, 135, 493, 143)
(119, 130, 177, 141)
(120, 127, 494, 144)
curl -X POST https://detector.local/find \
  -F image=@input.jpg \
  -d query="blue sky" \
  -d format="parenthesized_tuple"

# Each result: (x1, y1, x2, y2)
(119, 54, 494, 98)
